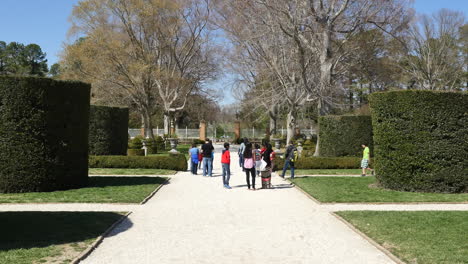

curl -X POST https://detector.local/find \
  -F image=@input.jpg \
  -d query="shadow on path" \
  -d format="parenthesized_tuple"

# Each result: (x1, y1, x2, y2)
(0, 212, 132, 251)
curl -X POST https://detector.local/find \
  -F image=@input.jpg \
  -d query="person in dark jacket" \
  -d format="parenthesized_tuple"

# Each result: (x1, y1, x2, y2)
(201, 138, 214, 177)
(221, 142, 231, 189)
(281, 142, 298, 179)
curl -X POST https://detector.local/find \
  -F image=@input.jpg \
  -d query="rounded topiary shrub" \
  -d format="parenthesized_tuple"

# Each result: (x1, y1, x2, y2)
(319, 115, 373, 157)
(0, 76, 90, 193)
(369, 90, 468, 193)
(89, 105, 129, 155)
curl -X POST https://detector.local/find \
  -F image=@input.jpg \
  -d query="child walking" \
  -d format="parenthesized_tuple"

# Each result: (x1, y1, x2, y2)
(221, 142, 232, 189)
(361, 143, 374, 176)
(189, 143, 199, 175)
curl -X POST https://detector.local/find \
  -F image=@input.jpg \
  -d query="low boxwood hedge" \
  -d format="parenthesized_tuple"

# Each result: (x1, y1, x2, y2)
(0, 76, 90, 193)
(89, 154, 187, 171)
(273, 156, 363, 170)
(89, 105, 129, 155)
(318, 115, 373, 157)
(369, 90, 467, 193)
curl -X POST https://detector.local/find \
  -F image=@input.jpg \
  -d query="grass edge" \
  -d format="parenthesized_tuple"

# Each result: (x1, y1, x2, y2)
(70, 211, 132, 264)
(331, 212, 405, 264)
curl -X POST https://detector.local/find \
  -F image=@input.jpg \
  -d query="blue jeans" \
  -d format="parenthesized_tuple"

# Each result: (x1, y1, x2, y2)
(239, 154, 244, 169)
(281, 160, 295, 179)
(222, 163, 230, 185)
(191, 161, 198, 174)
(203, 157, 212, 176)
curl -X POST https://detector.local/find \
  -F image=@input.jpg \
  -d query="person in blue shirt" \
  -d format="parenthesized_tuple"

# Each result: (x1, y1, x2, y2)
(189, 143, 200, 175)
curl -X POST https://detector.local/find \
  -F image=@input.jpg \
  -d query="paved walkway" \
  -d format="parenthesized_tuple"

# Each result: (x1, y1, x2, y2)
(82, 145, 395, 264)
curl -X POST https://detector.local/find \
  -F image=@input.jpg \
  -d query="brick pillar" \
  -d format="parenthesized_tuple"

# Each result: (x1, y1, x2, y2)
(199, 121, 206, 140)
(234, 121, 241, 140)
(140, 125, 145, 137)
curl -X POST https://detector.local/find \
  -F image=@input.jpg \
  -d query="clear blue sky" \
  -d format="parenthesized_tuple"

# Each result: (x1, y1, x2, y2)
(0, 0, 466, 104)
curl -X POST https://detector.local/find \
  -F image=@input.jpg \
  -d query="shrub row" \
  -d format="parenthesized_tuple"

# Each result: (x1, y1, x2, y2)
(369, 90, 467, 193)
(0, 76, 90, 193)
(273, 156, 364, 170)
(89, 154, 187, 171)
(318, 115, 373, 157)
(89, 105, 129, 156)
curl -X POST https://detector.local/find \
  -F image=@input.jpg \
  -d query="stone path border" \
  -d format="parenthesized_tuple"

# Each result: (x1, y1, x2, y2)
(140, 177, 170, 205)
(331, 212, 405, 264)
(71, 212, 133, 264)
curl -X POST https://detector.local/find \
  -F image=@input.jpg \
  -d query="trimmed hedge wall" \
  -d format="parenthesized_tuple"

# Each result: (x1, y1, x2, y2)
(319, 115, 373, 157)
(89, 105, 129, 155)
(89, 154, 187, 171)
(0, 76, 90, 193)
(273, 156, 363, 171)
(369, 90, 468, 193)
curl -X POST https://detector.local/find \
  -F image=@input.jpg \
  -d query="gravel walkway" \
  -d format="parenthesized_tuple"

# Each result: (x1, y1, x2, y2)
(81, 145, 396, 264)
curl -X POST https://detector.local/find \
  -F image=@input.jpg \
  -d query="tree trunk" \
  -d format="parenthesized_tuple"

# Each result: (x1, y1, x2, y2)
(163, 113, 170, 135)
(313, 99, 331, 157)
(268, 105, 278, 135)
(286, 107, 297, 145)
(143, 108, 154, 140)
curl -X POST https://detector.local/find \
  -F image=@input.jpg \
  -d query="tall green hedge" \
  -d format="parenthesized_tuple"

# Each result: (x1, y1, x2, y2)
(0, 76, 90, 193)
(89, 154, 187, 171)
(369, 90, 467, 193)
(89, 105, 129, 155)
(318, 115, 373, 157)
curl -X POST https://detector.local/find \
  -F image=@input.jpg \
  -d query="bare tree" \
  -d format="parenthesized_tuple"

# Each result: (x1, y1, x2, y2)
(62, 0, 218, 138)
(404, 9, 466, 90)
(214, 0, 314, 144)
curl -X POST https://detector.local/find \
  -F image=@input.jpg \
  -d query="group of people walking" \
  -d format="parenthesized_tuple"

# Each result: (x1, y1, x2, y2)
(238, 138, 275, 190)
(189, 138, 295, 190)
(189, 138, 374, 190)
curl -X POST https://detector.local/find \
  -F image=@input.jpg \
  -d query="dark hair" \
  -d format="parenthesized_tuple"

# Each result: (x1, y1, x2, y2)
(266, 143, 273, 152)
(243, 137, 249, 143)
(191, 143, 196, 148)
(362, 143, 368, 146)
(224, 142, 230, 148)
(205, 138, 210, 142)
(244, 142, 253, 158)
(255, 143, 260, 149)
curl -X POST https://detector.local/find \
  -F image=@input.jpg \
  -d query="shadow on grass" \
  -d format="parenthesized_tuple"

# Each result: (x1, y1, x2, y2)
(88, 176, 167, 188)
(0, 212, 132, 251)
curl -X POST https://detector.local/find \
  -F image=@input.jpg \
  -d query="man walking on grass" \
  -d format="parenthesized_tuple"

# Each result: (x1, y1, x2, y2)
(361, 143, 374, 177)
(221, 142, 232, 189)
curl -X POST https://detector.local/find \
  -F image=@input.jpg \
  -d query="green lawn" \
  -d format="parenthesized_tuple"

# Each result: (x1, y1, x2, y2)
(286, 169, 361, 175)
(0, 177, 167, 204)
(337, 211, 468, 264)
(292, 176, 468, 203)
(0, 212, 123, 264)
(89, 168, 176, 175)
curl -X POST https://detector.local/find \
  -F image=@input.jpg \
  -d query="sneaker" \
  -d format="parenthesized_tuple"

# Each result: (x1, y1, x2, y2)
(361, 174, 366, 177)
(223, 184, 228, 188)
(226, 185, 232, 189)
